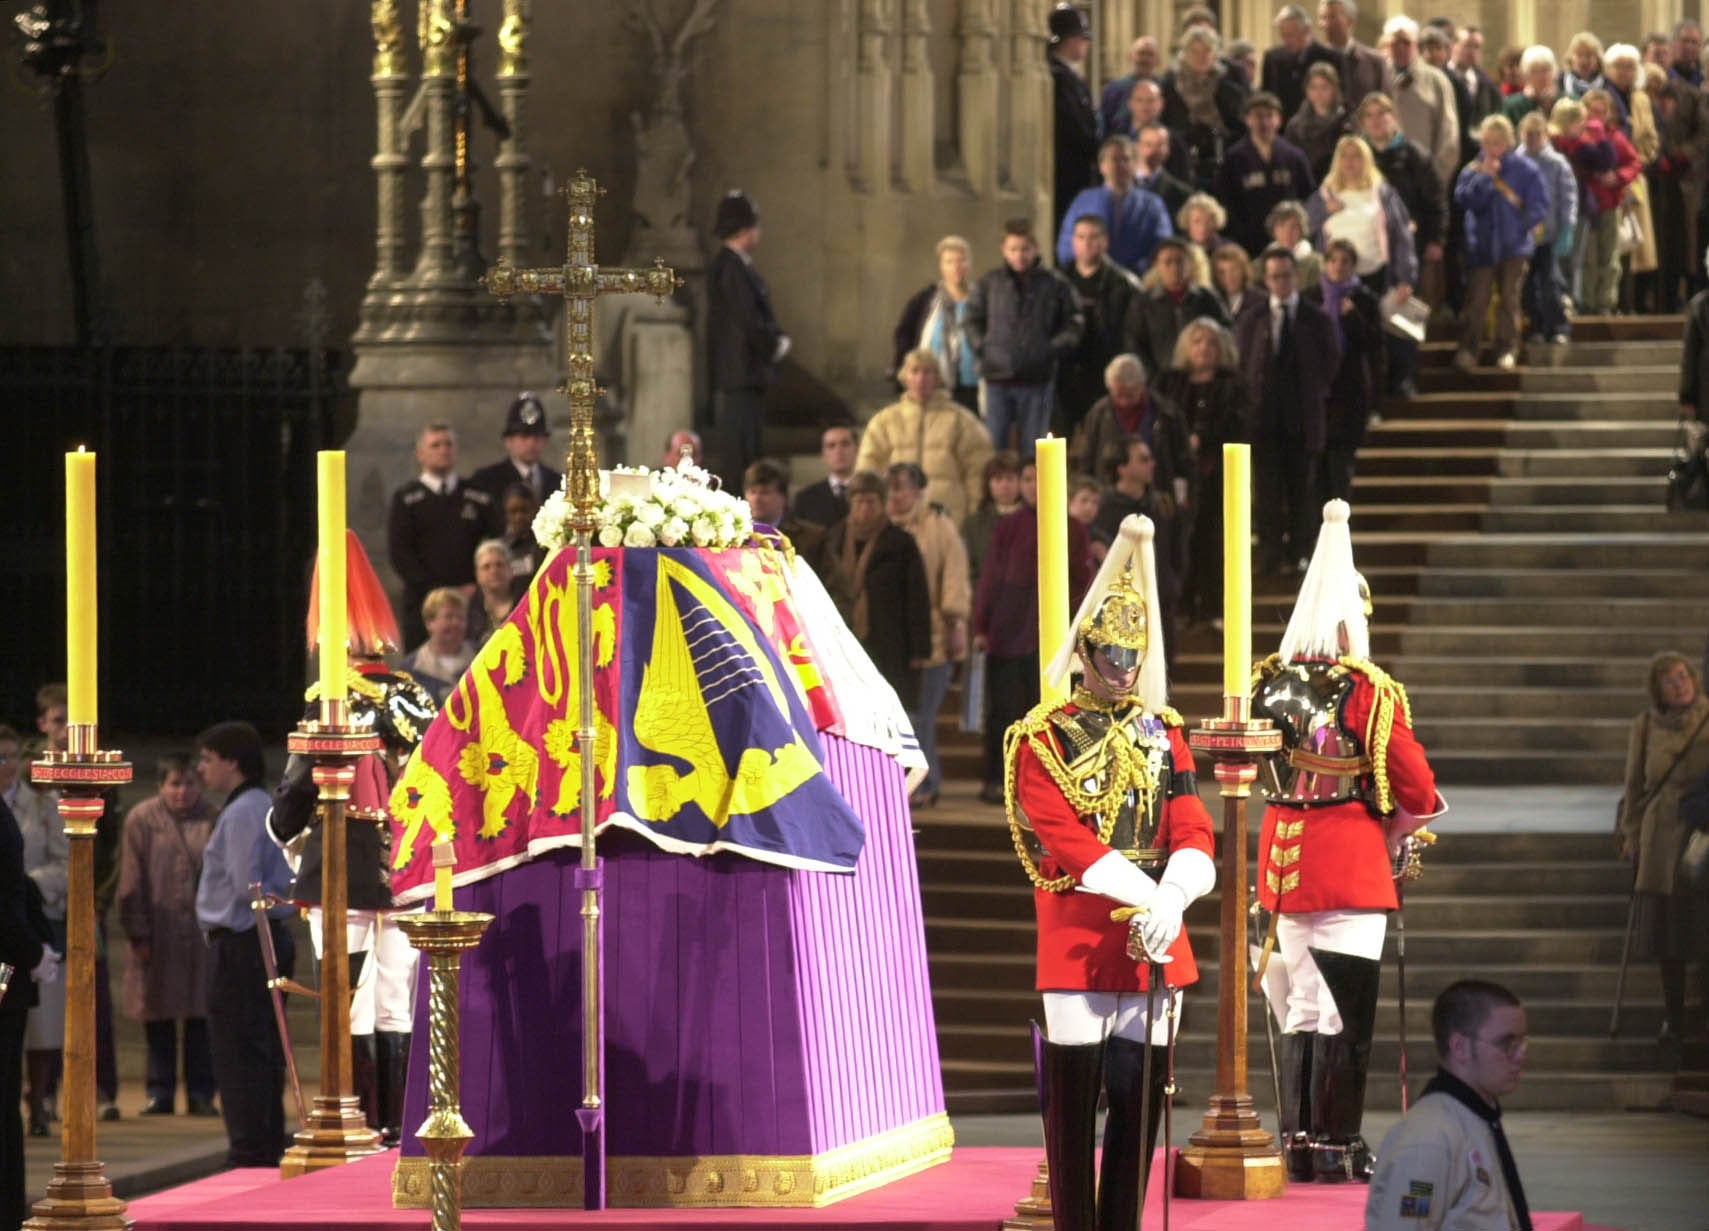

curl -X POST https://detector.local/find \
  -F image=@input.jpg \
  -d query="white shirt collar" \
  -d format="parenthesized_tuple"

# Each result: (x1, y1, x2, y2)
(420, 472, 458, 496)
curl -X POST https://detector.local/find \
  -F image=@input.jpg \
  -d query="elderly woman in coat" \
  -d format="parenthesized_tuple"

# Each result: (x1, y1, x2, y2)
(1616, 652, 1709, 1044)
(856, 348, 994, 526)
(118, 753, 219, 1115)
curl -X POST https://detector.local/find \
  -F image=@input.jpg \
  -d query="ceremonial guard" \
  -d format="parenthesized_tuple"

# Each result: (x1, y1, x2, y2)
(1005, 516, 1216, 1231)
(267, 534, 437, 1146)
(1250, 500, 1443, 1184)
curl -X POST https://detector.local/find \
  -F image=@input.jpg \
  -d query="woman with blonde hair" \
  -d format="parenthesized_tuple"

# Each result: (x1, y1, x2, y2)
(1172, 192, 1224, 287)
(1160, 25, 1247, 190)
(1616, 653, 1709, 1044)
(892, 235, 979, 410)
(1560, 31, 1609, 102)
(856, 347, 993, 524)
(1151, 317, 1249, 624)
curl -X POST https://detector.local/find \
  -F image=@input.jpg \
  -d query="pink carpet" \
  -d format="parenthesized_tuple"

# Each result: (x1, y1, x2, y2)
(126, 1148, 1587, 1230)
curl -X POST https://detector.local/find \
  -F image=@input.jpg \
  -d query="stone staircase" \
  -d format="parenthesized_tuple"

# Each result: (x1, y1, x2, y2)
(917, 795, 1676, 1116)
(912, 315, 1705, 1116)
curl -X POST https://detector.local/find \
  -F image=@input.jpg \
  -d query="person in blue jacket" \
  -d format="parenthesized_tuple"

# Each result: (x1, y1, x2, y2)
(1056, 135, 1175, 279)
(1453, 113, 1549, 372)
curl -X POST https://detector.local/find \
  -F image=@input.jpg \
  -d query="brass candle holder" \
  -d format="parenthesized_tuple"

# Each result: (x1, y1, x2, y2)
(396, 909, 493, 1231)
(279, 701, 387, 1177)
(1177, 696, 1287, 1199)
(27, 724, 131, 1231)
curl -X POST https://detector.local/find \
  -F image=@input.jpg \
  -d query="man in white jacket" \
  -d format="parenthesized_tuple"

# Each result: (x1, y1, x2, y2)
(1366, 980, 1534, 1231)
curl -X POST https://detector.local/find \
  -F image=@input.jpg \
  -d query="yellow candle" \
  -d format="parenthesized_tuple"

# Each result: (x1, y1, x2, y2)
(65, 450, 98, 727)
(432, 838, 455, 912)
(1035, 436, 1069, 705)
(317, 452, 348, 703)
(1222, 443, 1252, 700)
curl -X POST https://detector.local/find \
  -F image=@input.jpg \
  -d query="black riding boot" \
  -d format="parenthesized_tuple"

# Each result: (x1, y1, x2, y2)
(1032, 1023, 1104, 1231)
(1097, 1037, 1169, 1231)
(1276, 1031, 1315, 1182)
(350, 1033, 379, 1131)
(376, 1029, 411, 1147)
(1308, 949, 1381, 1183)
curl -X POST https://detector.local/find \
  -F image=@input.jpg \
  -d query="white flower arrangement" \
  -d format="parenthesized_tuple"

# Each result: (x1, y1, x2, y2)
(532, 460, 755, 552)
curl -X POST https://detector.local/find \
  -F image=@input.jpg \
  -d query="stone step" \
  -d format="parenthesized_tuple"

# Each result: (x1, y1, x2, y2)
(1394, 391, 1675, 422)
(1480, 505, 1709, 533)
(1423, 749, 1627, 783)
(1378, 654, 1651, 687)
(1496, 448, 1674, 478)
(1409, 685, 1643, 718)
(1359, 447, 1501, 477)
(1413, 365, 1679, 394)
(1418, 568, 1709, 598)
(1532, 340, 1681, 365)
(1504, 420, 1681, 448)
(1416, 717, 1631, 753)
(1487, 477, 1671, 506)
(1424, 533, 1709, 569)
(1403, 596, 1709, 626)
(1398, 624, 1698, 656)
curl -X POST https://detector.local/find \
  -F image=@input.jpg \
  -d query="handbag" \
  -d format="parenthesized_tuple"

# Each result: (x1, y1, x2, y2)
(1615, 201, 1643, 256)
(1665, 418, 1709, 512)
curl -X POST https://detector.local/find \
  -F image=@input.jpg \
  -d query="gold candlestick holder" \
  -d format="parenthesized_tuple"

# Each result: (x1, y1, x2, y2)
(280, 703, 387, 1177)
(396, 909, 493, 1231)
(1177, 696, 1286, 1199)
(27, 724, 132, 1231)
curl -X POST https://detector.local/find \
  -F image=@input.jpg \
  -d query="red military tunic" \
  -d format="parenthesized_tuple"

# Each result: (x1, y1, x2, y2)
(1256, 665, 1437, 915)
(1015, 707, 1216, 992)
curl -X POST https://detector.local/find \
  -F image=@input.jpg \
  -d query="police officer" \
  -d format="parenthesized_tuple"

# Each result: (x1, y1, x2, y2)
(1251, 499, 1444, 1183)
(386, 423, 499, 649)
(469, 392, 562, 505)
(1006, 516, 1216, 1231)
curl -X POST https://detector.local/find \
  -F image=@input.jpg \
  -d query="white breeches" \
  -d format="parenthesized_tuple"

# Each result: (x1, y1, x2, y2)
(307, 907, 420, 1034)
(1251, 908, 1386, 1035)
(1043, 989, 1184, 1047)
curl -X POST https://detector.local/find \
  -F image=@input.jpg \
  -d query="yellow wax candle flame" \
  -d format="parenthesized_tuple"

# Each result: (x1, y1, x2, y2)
(66, 450, 98, 727)
(1035, 437, 1069, 705)
(317, 452, 348, 704)
(1221, 443, 1252, 701)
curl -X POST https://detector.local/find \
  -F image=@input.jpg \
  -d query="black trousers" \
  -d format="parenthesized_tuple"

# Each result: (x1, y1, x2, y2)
(713, 387, 766, 489)
(1, 1009, 27, 1231)
(982, 652, 1039, 788)
(1256, 432, 1320, 569)
(207, 920, 294, 1167)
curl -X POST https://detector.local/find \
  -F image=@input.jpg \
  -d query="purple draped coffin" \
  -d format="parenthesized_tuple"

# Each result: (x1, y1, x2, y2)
(392, 734, 951, 1208)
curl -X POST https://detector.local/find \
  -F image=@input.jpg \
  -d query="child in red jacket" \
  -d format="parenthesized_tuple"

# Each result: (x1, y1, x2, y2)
(1551, 100, 1641, 313)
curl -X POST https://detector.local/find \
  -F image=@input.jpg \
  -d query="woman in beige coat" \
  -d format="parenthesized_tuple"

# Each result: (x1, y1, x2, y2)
(884, 461, 970, 809)
(1616, 652, 1709, 1044)
(857, 350, 993, 526)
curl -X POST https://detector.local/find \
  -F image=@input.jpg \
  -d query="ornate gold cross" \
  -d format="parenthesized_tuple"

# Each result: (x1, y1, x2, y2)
(484, 169, 681, 531)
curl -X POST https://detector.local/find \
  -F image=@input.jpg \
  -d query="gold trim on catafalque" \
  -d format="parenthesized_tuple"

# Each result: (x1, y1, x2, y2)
(392, 1114, 955, 1209)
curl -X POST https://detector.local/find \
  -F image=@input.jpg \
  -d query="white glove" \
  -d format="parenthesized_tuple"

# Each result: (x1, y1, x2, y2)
(30, 950, 61, 986)
(772, 334, 792, 363)
(1138, 884, 1186, 957)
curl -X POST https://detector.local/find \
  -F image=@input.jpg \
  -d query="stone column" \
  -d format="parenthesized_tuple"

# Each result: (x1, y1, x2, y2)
(958, 0, 1001, 195)
(898, 0, 934, 192)
(1097, 0, 1134, 90)
(368, 2, 410, 291)
(1008, 0, 1051, 225)
(414, 0, 458, 286)
(1136, 0, 1170, 41)
(495, 0, 531, 270)
(855, 0, 896, 192)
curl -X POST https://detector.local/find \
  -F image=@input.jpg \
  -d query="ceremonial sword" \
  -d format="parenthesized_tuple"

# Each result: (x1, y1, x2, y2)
(250, 881, 317, 1126)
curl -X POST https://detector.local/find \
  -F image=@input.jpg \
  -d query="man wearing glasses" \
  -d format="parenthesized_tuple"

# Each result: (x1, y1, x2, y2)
(1366, 980, 1533, 1231)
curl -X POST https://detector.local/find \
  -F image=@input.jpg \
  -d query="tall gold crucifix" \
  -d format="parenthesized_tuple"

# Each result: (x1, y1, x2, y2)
(485, 169, 681, 527)
(482, 168, 679, 1211)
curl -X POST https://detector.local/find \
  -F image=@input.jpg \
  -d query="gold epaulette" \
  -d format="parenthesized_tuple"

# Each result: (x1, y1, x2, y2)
(1002, 700, 1157, 893)
(305, 668, 388, 706)
(1251, 652, 1283, 689)
(1336, 655, 1413, 815)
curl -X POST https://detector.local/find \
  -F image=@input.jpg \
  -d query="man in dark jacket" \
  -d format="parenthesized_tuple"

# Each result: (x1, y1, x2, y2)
(1213, 91, 1319, 254)
(1, 787, 54, 1231)
(964, 218, 1084, 459)
(707, 189, 789, 486)
(1122, 237, 1226, 382)
(1262, 4, 1336, 121)
(387, 423, 499, 649)
(1317, 0, 1386, 110)
(1058, 214, 1144, 437)
(468, 392, 562, 505)
(1236, 245, 1340, 573)
(1134, 122, 1195, 218)
(1049, 3, 1100, 239)
(1304, 239, 1383, 505)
